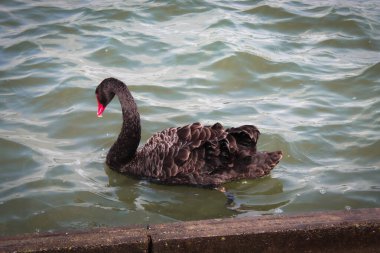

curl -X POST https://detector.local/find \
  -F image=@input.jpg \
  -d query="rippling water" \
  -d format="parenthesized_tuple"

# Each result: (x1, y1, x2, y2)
(1, 0, 379, 236)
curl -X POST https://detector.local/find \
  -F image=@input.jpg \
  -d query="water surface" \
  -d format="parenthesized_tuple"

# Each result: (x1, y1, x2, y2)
(0, 0, 380, 236)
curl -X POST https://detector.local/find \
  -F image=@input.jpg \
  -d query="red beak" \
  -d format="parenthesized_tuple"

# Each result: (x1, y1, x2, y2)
(97, 99, 105, 117)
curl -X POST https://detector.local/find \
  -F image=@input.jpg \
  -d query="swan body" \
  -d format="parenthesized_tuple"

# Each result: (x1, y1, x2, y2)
(96, 78, 282, 187)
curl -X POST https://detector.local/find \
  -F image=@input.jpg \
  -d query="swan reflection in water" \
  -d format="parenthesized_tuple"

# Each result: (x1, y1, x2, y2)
(105, 165, 285, 220)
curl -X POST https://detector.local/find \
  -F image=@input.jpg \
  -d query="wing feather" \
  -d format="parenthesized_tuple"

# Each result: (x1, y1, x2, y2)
(139, 123, 260, 183)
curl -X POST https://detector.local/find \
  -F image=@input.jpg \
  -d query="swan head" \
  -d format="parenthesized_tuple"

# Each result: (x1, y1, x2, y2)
(95, 78, 119, 117)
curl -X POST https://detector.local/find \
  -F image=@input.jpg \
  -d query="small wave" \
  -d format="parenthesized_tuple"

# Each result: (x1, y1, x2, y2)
(204, 51, 302, 78)
(86, 45, 142, 68)
(317, 36, 375, 50)
(201, 40, 232, 52)
(243, 5, 296, 19)
(207, 18, 237, 29)
(357, 61, 380, 81)
(142, 2, 212, 22)
(3, 40, 41, 54)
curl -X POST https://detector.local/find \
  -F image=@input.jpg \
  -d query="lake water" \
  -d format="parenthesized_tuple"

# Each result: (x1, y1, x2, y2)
(0, 0, 379, 236)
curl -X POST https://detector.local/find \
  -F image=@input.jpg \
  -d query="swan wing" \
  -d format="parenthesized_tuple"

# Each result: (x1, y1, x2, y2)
(171, 123, 260, 175)
(140, 122, 260, 185)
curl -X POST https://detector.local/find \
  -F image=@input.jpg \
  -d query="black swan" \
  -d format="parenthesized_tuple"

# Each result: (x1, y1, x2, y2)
(96, 77, 282, 187)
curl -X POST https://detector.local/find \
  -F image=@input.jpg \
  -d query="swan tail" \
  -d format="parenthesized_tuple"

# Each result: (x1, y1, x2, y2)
(242, 151, 283, 178)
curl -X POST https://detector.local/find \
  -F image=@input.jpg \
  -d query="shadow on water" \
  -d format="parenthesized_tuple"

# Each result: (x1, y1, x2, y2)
(105, 165, 286, 221)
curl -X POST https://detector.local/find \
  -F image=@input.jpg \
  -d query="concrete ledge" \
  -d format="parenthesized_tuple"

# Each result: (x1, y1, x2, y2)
(1, 208, 379, 253)
(0, 225, 149, 253)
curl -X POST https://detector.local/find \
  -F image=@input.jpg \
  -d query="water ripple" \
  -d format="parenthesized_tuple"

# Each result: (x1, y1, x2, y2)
(0, 0, 379, 236)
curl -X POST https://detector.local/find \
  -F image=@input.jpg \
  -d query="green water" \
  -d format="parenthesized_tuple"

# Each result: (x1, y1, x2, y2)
(0, 0, 379, 236)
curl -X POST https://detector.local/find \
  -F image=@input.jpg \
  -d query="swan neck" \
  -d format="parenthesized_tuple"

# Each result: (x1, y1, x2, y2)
(106, 83, 141, 169)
